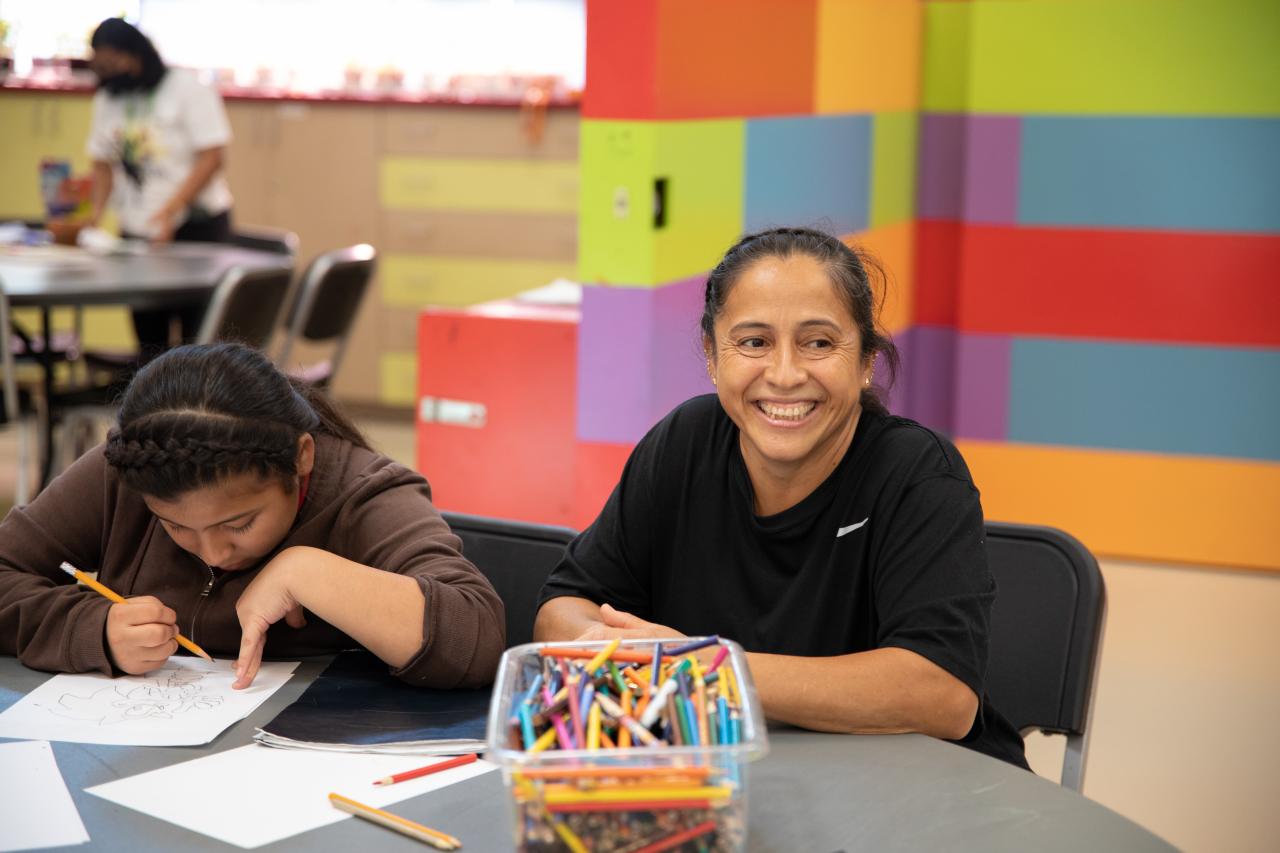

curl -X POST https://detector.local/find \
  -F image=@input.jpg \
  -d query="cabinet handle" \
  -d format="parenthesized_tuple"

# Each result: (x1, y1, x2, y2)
(419, 396, 487, 429)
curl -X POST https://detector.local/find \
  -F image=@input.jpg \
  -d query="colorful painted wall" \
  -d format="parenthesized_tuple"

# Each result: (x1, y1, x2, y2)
(574, 0, 1280, 570)
(907, 0, 1280, 571)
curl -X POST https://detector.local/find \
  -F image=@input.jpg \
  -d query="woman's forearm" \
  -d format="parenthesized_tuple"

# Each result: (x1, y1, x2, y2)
(280, 546, 426, 668)
(533, 595, 605, 642)
(746, 647, 979, 740)
(89, 160, 113, 225)
(161, 146, 225, 215)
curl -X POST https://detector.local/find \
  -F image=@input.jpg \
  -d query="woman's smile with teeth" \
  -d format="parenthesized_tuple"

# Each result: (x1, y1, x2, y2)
(757, 400, 816, 421)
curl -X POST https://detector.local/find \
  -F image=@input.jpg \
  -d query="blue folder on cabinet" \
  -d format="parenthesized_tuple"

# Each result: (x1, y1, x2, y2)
(253, 650, 490, 755)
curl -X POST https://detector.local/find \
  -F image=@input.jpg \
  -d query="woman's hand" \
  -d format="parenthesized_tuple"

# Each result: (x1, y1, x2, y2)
(146, 202, 181, 243)
(573, 603, 686, 642)
(233, 555, 307, 689)
(106, 596, 180, 675)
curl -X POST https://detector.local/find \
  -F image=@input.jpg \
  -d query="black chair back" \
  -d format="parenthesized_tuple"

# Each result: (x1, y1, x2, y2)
(441, 511, 576, 648)
(230, 227, 299, 257)
(276, 244, 376, 388)
(196, 265, 294, 349)
(985, 521, 1106, 790)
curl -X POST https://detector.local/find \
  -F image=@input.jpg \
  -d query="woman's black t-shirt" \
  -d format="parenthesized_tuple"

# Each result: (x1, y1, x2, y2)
(540, 394, 1028, 768)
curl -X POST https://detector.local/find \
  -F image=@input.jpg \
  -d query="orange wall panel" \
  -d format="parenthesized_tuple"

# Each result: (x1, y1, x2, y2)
(815, 0, 923, 113)
(849, 220, 916, 334)
(584, 0, 817, 119)
(959, 440, 1280, 572)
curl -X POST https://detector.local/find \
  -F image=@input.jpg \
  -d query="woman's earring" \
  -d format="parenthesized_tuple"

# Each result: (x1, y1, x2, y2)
(706, 361, 716, 386)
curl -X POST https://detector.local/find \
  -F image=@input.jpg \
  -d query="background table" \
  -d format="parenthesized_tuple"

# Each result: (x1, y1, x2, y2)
(0, 242, 293, 490)
(0, 243, 291, 309)
(0, 656, 1175, 852)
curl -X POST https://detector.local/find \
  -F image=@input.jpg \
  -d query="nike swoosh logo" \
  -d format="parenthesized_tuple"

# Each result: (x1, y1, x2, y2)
(836, 518, 870, 538)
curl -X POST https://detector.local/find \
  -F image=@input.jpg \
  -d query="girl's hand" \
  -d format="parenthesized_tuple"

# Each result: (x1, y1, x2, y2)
(105, 596, 180, 674)
(233, 556, 307, 689)
(573, 603, 686, 643)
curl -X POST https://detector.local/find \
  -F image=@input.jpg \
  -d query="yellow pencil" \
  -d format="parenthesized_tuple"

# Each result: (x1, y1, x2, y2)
(329, 792, 461, 850)
(582, 637, 621, 675)
(60, 561, 213, 662)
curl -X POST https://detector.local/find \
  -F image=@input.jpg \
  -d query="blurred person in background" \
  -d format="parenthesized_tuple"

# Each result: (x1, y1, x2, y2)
(85, 17, 235, 353)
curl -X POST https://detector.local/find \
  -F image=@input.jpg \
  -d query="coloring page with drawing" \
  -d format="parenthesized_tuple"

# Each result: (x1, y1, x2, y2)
(0, 658, 299, 746)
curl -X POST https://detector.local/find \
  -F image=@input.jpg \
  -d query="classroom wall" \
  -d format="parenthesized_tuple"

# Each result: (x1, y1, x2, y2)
(575, 0, 1280, 569)
(907, 0, 1280, 571)
(573, 0, 923, 522)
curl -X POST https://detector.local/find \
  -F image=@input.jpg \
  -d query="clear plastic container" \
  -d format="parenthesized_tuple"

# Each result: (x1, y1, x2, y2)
(486, 638, 768, 852)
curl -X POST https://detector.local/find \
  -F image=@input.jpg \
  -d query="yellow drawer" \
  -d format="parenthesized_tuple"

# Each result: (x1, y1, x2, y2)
(378, 351, 418, 407)
(381, 254, 576, 307)
(382, 106, 578, 160)
(380, 157, 578, 213)
(380, 210, 577, 260)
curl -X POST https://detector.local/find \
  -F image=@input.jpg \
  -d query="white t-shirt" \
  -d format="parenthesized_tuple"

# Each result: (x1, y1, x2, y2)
(87, 68, 234, 238)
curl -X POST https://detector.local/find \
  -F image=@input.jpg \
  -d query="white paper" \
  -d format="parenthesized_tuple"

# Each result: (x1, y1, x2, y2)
(0, 659, 298, 746)
(87, 744, 497, 848)
(0, 740, 90, 851)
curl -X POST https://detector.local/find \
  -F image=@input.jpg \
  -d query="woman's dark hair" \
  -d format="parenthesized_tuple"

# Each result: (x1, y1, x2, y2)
(104, 343, 369, 499)
(700, 226, 901, 415)
(90, 18, 167, 93)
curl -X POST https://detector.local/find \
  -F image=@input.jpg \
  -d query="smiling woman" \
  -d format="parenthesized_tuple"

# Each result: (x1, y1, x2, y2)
(535, 227, 1029, 769)
(0, 343, 505, 691)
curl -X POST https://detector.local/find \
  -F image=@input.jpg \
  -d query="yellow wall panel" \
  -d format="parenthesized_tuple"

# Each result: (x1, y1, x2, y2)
(378, 351, 418, 406)
(0, 94, 95, 219)
(958, 440, 1280, 572)
(815, 0, 923, 113)
(380, 157, 578, 213)
(382, 254, 576, 307)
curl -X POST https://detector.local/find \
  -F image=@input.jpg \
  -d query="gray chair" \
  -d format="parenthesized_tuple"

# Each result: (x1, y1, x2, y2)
(275, 244, 376, 390)
(230, 226, 299, 258)
(195, 265, 294, 347)
(985, 521, 1106, 791)
(48, 264, 293, 476)
(440, 511, 576, 648)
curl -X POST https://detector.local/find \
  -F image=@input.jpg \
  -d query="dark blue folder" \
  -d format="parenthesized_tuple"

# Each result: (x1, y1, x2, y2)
(254, 650, 491, 754)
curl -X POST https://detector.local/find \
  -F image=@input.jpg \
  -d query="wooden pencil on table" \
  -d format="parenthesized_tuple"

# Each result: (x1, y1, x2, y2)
(329, 792, 461, 850)
(373, 753, 479, 786)
(59, 561, 213, 662)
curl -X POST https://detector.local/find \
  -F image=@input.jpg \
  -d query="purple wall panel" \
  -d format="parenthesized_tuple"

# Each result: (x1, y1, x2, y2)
(652, 276, 715, 417)
(891, 324, 957, 434)
(917, 114, 966, 219)
(577, 285, 654, 442)
(963, 116, 1021, 224)
(578, 277, 713, 444)
(954, 333, 1012, 440)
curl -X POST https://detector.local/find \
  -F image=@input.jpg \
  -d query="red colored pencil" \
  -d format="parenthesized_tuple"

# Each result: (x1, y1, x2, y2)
(372, 753, 479, 786)
(632, 820, 719, 853)
(546, 799, 714, 814)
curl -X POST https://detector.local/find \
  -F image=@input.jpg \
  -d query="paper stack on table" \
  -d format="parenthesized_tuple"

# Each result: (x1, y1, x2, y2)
(0, 658, 298, 746)
(87, 744, 496, 849)
(0, 740, 89, 851)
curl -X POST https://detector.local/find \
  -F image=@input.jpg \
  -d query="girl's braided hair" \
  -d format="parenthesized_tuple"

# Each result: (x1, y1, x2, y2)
(700, 226, 900, 415)
(104, 343, 368, 499)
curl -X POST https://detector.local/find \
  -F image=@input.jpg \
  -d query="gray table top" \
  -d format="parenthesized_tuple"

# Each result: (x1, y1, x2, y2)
(0, 656, 1174, 852)
(0, 243, 291, 308)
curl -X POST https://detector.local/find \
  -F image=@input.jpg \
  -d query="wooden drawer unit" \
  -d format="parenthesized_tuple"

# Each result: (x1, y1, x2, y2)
(381, 254, 576, 307)
(382, 106, 578, 160)
(380, 157, 578, 213)
(379, 210, 576, 260)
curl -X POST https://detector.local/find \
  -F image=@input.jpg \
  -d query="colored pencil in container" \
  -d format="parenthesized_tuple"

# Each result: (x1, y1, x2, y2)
(59, 562, 213, 662)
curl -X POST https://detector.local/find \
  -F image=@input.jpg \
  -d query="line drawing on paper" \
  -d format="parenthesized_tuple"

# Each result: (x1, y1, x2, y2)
(39, 665, 225, 726)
